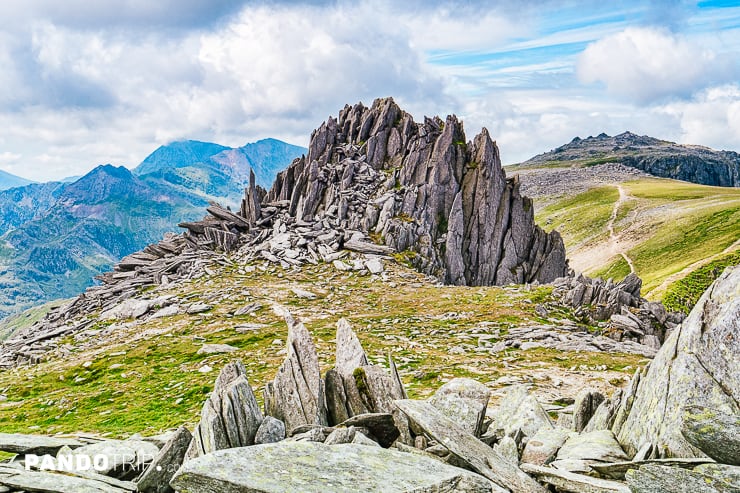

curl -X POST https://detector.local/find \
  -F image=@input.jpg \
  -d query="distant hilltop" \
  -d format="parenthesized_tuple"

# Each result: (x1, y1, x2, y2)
(519, 131, 740, 187)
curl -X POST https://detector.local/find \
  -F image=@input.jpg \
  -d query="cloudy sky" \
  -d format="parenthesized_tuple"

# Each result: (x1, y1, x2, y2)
(0, 0, 738, 181)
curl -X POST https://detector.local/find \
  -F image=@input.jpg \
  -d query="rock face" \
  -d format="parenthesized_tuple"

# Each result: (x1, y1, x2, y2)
(616, 266, 740, 458)
(170, 441, 494, 493)
(266, 97, 568, 285)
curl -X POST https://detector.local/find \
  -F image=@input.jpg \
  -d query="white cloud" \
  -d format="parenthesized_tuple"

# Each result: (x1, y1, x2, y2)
(658, 84, 740, 150)
(577, 27, 738, 104)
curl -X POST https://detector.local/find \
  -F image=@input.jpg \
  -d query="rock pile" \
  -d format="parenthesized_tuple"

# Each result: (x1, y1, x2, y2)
(1, 266, 737, 492)
(553, 272, 684, 349)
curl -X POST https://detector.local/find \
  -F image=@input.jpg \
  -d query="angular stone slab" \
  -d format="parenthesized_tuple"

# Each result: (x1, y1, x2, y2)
(394, 399, 547, 493)
(487, 385, 553, 439)
(0, 433, 82, 456)
(170, 441, 495, 493)
(137, 426, 192, 493)
(70, 439, 159, 477)
(591, 458, 715, 480)
(626, 464, 737, 493)
(0, 469, 129, 493)
(521, 427, 570, 466)
(338, 413, 398, 448)
(521, 463, 630, 493)
(556, 430, 629, 465)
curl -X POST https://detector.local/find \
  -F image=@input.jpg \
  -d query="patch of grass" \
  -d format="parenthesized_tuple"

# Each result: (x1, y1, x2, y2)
(663, 252, 740, 314)
(536, 186, 618, 246)
(592, 256, 631, 282)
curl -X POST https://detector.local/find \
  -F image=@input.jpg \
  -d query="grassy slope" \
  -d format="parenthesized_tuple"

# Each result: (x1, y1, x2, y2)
(534, 177, 740, 302)
(0, 260, 643, 438)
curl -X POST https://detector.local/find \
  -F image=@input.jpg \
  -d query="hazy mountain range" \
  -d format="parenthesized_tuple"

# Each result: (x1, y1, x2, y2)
(0, 138, 305, 318)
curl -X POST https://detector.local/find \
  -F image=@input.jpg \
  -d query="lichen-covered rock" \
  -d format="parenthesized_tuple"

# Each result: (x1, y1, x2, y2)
(487, 385, 554, 439)
(572, 388, 605, 432)
(170, 441, 495, 493)
(681, 406, 740, 465)
(626, 464, 737, 493)
(254, 416, 286, 445)
(552, 430, 629, 473)
(617, 266, 740, 458)
(429, 377, 491, 437)
(521, 427, 570, 466)
(137, 426, 191, 493)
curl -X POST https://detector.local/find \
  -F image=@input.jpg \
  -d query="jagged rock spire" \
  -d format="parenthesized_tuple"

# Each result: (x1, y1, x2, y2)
(267, 97, 568, 285)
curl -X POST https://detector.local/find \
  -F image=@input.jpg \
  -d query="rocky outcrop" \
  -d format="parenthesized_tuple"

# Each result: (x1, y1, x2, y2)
(615, 266, 739, 458)
(266, 97, 567, 285)
(553, 272, 684, 348)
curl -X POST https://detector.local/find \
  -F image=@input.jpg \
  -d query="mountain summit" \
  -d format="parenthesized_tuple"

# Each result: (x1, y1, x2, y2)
(521, 131, 740, 187)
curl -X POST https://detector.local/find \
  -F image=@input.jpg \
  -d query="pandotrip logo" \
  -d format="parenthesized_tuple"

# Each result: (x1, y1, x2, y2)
(24, 452, 156, 472)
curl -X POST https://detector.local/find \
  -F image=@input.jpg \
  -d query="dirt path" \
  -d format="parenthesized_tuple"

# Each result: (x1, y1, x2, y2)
(645, 237, 740, 300)
(607, 185, 636, 274)
(568, 185, 638, 275)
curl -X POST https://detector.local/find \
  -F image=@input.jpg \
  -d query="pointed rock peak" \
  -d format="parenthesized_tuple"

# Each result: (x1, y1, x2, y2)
(214, 360, 248, 391)
(335, 318, 368, 376)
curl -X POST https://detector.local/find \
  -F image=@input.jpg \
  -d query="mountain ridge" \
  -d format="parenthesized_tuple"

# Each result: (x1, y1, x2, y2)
(517, 131, 740, 187)
(0, 138, 305, 319)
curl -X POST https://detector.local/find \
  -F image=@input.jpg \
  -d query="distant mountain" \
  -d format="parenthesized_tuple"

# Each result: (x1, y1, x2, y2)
(0, 138, 305, 318)
(134, 138, 307, 196)
(0, 169, 35, 191)
(518, 131, 740, 187)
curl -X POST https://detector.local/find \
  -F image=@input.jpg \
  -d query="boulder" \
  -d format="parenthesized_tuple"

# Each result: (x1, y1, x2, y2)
(552, 430, 629, 473)
(521, 427, 570, 466)
(626, 464, 737, 493)
(572, 389, 604, 432)
(429, 377, 491, 437)
(0, 433, 82, 456)
(0, 469, 132, 493)
(254, 416, 286, 445)
(170, 441, 496, 492)
(69, 438, 159, 479)
(487, 385, 554, 439)
(616, 266, 740, 457)
(521, 463, 630, 493)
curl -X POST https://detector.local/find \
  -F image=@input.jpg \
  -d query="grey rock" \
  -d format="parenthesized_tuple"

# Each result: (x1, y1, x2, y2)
(323, 427, 357, 445)
(617, 266, 740, 458)
(186, 302, 212, 314)
(521, 426, 571, 466)
(681, 405, 740, 465)
(0, 469, 131, 493)
(521, 463, 630, 493)
(254, 416, 285, 445)
(351, 431, 381, 447)
(584, 390, 622, 433)
(137, 426, 191, 493)
(264, 313, 327, 432)
(395, 399, 547, 493)
(493, 435, 519, 465)
(429, 377, 490, 437)
(573, 389, 605, 432)
(0, 433, 82, 456)
(338, 413, 399, 448)
(189, 361, 263, 459)
(626, 464, 737, 493)
(487, 385, 554, 439)
(196, 344, 238, 355)
(170, 441, 495, 492)
(70, 438, 159, 478)
(590, 458, 714, 480)
(555, 430, 629, 471)
(694, 464, 740, 488)
(291, 287, 317, 299)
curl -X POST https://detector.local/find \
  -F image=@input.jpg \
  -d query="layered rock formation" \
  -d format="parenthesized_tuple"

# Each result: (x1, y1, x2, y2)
(266, 97, 568, 285)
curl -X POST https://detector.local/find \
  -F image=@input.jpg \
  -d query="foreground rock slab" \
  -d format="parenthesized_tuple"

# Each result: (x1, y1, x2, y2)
(0, 433, 82, 456)
(170, 441, 496, 492)
(626, 464, 738, 493)
(0, 468, 130, 493)
(395, 399, 547, 493)
(521, 463, 630, 493)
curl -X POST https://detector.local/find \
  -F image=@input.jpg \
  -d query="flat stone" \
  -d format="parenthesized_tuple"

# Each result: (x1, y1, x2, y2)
(196, 344, 238, 355)
(364, 258, 384, 274)
(291, 287, 317, 299)
(70, 439, 159, 477)
(626, 464, 737, 492)
(0, 469, 130, 493)
(556, 430, 629, 470)
(521, 463, 630, 493)
(338, 413, 398, 448)
(186, 302, 212, 314)
(394, 399, 547, 493)
(0, 433, 82, 456)
(170, 441, 495, 492)
(591, 458, 715, 480)
(521, 426, 571, 466)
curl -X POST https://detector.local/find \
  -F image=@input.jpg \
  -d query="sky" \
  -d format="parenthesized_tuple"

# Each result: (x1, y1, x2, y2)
(0, 0, 738, 182)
